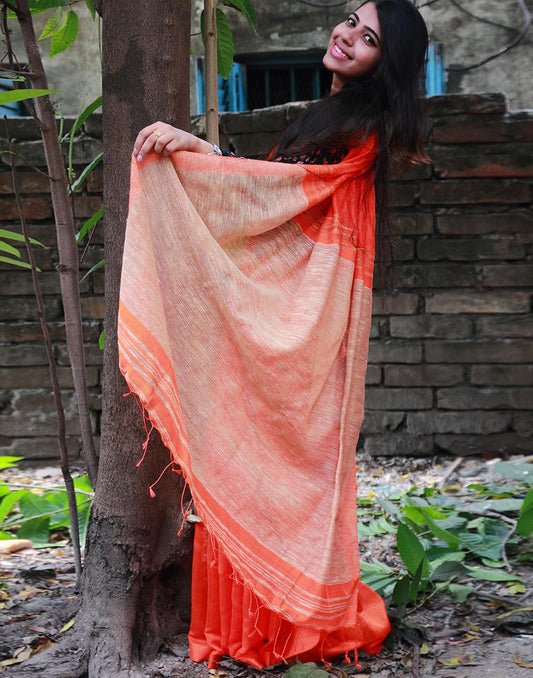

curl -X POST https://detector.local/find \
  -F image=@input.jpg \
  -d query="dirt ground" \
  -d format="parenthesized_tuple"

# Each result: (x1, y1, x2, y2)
(1, 454, 532, 678)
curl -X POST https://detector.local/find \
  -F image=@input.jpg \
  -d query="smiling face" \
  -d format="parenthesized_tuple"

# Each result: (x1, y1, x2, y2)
(323, 2, 382, 94)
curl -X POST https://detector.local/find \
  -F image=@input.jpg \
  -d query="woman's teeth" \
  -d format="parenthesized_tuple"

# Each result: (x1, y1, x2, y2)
(333, 44, 350, 59)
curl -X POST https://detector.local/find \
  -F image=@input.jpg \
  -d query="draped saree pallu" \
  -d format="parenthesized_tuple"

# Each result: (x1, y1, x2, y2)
(118, 138, 391, 669)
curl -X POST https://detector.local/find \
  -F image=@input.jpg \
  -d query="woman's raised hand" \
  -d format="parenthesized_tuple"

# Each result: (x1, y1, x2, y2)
(133, 122, 213, 162)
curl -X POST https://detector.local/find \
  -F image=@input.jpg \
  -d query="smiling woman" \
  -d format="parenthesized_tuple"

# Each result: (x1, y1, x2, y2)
(323, 3, 382, 92)
(124, 0, 429, 672)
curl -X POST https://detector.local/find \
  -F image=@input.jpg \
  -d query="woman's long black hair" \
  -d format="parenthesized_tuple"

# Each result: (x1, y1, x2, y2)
(272, 0, 429, 272)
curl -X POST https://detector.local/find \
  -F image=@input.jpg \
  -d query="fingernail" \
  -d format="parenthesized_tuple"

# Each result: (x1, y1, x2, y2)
(133, 147, 138, 155)
(137, 154, 143, 162)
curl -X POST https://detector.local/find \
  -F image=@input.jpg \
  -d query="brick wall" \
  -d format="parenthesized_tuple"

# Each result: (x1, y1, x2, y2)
(1, 93, 531, 463)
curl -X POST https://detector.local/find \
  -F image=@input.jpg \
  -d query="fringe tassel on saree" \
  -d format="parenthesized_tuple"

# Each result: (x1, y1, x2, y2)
(118, 139, 391, 669)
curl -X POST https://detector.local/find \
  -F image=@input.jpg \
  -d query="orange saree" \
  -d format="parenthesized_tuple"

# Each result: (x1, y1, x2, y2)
(118, 139, 391, 669)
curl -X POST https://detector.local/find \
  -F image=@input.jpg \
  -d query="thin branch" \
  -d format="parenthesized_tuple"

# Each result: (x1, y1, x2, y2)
(0, 0, 19, 16)
(0, 480, 94, 497)
(8, 135, 83, 584)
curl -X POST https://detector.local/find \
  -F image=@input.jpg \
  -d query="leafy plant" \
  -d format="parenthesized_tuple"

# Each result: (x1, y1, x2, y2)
(359, 460, 533, 608)
(0, 457, 93, 548)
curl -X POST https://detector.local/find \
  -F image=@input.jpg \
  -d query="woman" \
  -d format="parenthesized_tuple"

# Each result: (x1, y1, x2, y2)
(122, 0, 428, 670)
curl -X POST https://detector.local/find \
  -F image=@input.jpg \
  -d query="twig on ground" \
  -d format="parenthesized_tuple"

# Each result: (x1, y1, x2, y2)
(438, 457, 464, 488)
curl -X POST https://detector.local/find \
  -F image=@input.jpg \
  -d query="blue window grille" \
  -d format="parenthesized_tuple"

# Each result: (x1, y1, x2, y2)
(425, 43, 445, 96)
(195, 60, 247, 114)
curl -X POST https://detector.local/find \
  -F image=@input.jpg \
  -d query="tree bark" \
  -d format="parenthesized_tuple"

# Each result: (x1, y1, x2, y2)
(80, 1, 195, 675)
(11, 2, 195, 676)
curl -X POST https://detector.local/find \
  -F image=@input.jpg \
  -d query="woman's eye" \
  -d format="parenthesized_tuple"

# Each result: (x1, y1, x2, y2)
(363, 33, 376, 46)
(346, 15, 356, 27)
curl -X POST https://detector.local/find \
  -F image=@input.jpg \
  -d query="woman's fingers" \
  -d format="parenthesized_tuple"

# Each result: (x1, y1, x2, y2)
(133, 123, 203, 161)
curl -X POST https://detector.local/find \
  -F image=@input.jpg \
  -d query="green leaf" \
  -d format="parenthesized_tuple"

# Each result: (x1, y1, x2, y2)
(71, 153, 103, 194)
(0, 255, 33, 270)
(459, 530, 506, 561)
(69, 95, 102, 137)
(79, 258, 104, 283)
(516, 489, 533, 538)
(494, 461, 533, 486)
(480, 498, 524, 513)
(38, 8, 63, 39)
(0, 88, 57, 106)
(423, 513, 462, 548)
(397, 523, 429, 577)
(0, 229, 45, 248)
(464, 565, 520, 582)
(430, 560, 468, 581)
(392, 574, 412, 605)
(98, 329, 105, 350)
(283, 663, 329, 678)
(85, 0, 96, 19)
(448, 583, 475, 602)
(216, 9, 234, 79)
(220, 0, 257, 30)
(74, 474, 93, 493)
(0, 240, 21, 258)
(0, 456, 23, 470)
(17, 516, 50, 543)
(0, 490, 28, 524)
(19, 493, 58, 519)
(49, 10, 79, 57)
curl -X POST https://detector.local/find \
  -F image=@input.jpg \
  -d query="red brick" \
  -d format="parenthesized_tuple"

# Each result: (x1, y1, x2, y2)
(365, 387, 433, 410)
(476, 315, 533, 338)
(481, 264, 533, 287)
(471, 365, 533, 386)
(417, 238, 524, 261)
(437, 386, 533, 410)
(0, 171, 51, 195)
(425, 340, 533, 364)
(425, 291, 530, 314)
(434, 433, 532, 456)
(393, 213, 434, 235)
(437, 211, 533, 235)
(384, 364, 464, 386)
(86, 169, 104, 193)
(362, 433, 434, 456)
(372, 293, 419, 315)
(426, 93, 507, 117)
(73, 195, 104, 219)
(420, 180, 530, 205)
(432, 143, 533, 179)
(432, 114, 533, 144)
(1, 197, 53, 221)
(368, 340, 422, 364)
(390, 315, 473, 339)
(394, 263, 478, 288)
(407, 411, 512, 435)
(392, 183, 417, 207)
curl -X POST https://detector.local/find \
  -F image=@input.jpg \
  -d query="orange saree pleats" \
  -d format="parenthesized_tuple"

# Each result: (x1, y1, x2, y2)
(189, 523, 390, 669)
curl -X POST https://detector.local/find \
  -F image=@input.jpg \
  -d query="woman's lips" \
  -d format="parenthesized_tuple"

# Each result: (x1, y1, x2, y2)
(331, 43, 351, 60)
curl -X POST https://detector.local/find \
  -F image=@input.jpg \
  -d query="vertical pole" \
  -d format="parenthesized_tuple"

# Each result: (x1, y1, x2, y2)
(204, 0, 219, 144)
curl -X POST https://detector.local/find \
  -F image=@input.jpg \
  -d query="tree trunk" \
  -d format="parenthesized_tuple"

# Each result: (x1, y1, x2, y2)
(12, 2, 194, 676)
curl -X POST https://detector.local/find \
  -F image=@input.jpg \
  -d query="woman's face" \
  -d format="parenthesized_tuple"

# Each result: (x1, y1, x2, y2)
(323, 2, 382, 94)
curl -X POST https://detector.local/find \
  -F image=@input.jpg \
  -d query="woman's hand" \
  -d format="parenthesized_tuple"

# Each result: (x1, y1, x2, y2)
(133, 122, 213, 162)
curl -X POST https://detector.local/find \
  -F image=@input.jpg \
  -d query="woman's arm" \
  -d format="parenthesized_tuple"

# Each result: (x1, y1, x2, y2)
(133, 122, 220, 162)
